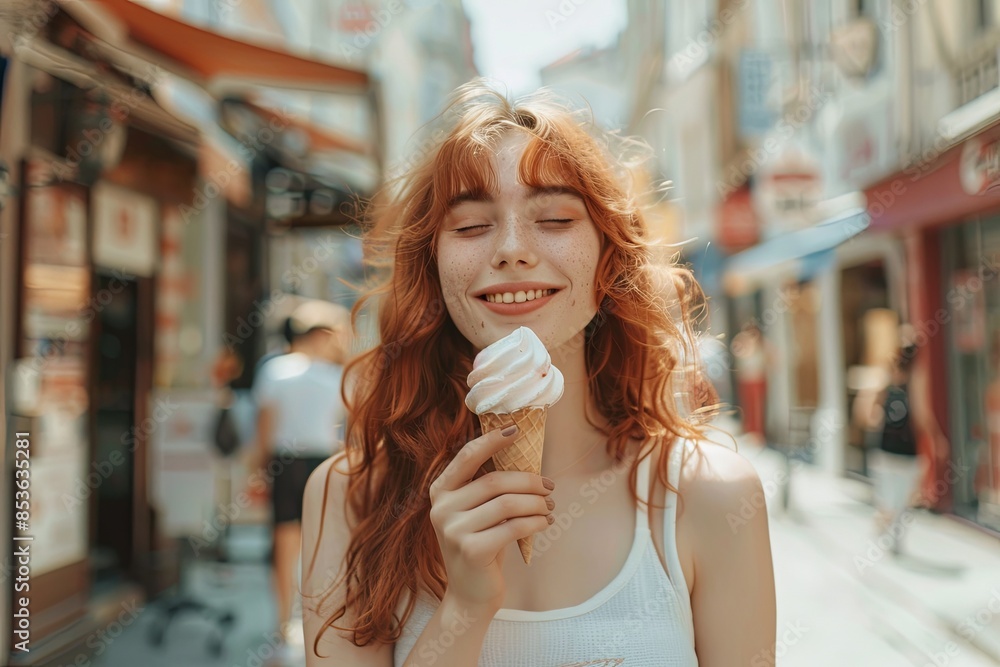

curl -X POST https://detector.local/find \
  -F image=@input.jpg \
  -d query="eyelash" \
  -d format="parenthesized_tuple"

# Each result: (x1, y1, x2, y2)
(454, 219, 574, 233)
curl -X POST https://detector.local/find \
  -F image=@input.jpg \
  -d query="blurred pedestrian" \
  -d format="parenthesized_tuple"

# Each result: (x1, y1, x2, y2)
(248, 299, 352, 655)
(733, 322, 767, 443)
(254, 315, 297, 376)
(855, 344, 925, 555)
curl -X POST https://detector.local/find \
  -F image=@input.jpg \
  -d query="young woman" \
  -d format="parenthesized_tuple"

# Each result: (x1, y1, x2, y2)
(301, 81, 776, 666)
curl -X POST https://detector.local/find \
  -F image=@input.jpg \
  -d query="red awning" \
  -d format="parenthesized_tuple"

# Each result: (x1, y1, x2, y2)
(84, 0, 369, 94)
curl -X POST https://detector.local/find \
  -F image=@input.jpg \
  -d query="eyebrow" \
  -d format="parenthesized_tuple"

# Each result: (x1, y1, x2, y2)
(446, 185, 582, 210)
(446, 189, 493, 209)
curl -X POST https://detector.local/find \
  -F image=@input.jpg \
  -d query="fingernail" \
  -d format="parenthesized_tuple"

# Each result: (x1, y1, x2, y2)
(545, 497, 555, 510)
(546, 514, 555, 524)
(501, 425, 518, 437)
(542, 477, 555, 490)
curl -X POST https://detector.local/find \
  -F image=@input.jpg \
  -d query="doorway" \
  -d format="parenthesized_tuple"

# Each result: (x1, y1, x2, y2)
(89, 273, 138, 589)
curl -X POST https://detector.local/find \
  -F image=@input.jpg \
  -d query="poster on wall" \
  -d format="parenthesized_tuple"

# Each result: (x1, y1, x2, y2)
(954, 269, 986, 353)
(155, 205, 205, 388)
(17, 161, 93, 575)
(92, 180, 158, 277)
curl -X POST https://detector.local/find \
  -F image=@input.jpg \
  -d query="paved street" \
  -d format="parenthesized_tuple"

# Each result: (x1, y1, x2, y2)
(742, 440, 1000, 667)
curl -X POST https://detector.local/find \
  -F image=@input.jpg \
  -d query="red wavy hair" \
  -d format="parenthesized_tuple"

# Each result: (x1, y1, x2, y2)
(306, 80, 719, 653)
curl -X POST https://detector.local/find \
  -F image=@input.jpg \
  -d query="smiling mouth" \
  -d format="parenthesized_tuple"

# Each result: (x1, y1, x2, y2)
(479, 288, 559, 304)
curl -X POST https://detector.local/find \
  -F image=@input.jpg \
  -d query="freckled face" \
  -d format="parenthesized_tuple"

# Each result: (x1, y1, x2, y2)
(436, 132, 603, 351)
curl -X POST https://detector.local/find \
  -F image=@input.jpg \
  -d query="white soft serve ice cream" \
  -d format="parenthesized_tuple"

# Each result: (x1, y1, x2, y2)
(465, 326, 564, 414)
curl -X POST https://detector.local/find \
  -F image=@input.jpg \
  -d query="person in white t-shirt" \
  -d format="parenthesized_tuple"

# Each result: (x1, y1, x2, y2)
(250, 299, 352, 649)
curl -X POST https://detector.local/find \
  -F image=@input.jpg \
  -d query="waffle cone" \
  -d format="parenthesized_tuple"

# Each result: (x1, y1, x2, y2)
(477, 406, 547, 565)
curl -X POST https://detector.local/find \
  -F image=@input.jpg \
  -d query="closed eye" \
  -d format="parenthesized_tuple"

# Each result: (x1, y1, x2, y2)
(540, 218, 574, 223)
(454, 224, 490, 233)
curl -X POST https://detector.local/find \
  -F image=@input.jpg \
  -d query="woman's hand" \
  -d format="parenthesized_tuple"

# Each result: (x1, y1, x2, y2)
(428, 425, 555, 611)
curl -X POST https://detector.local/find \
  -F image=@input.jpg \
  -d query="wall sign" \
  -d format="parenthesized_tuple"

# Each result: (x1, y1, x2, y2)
(960, 137, 1000, 196)
(92, 181, 158, 277)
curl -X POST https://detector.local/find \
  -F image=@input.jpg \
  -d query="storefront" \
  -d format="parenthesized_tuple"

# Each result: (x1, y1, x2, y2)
(1, 3, 375, 662)
(941, 218, 1000, 531)
(865, 122, 1000, 528)
(722, 203, 870, 472)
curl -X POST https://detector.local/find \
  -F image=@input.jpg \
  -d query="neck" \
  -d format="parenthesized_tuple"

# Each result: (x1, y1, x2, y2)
(540, 331, 621, 480)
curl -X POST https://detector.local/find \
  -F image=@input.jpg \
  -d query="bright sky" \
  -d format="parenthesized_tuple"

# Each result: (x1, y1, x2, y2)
(462, 0, 629, 94)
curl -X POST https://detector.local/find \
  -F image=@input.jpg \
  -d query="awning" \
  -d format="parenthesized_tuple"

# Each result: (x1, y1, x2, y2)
(83, 0, 370, 94)
(721, 207, 870, 296)
(241, 100, 369, 155)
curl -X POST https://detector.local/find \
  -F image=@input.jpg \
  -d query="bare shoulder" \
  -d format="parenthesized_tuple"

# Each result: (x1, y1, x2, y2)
(673, 438, 770, 556)
(673, 437, 772, 572)
(676, 438, 764, 509)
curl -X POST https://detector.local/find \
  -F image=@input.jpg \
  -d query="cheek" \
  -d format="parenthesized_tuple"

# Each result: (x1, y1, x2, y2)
(564, 229, 602, 307)
(436, 240, 478, 322)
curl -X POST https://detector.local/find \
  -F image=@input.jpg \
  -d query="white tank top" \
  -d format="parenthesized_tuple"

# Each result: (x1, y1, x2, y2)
(393, 440, 699, 666)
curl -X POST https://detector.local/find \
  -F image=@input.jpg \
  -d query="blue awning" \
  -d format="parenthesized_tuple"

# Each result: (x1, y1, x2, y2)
(722, 208, 870, 295)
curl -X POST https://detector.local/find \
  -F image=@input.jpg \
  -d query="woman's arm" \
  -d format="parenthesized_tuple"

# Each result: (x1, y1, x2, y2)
(301, 455, 394, 666)
(683, 443, 777, 666)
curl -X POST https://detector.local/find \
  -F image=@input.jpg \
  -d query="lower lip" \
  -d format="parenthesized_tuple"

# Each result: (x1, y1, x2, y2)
(478, 291, 559, 315)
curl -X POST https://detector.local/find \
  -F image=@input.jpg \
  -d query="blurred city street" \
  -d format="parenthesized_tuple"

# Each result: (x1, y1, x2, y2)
(5, 0, 1000, 665)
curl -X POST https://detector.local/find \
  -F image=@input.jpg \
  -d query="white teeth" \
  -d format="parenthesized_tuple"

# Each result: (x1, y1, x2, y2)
(485, 289, 554, 303)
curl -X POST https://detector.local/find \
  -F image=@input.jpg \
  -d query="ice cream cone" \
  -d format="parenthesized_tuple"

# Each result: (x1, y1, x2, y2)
(478, 406, 547, 565)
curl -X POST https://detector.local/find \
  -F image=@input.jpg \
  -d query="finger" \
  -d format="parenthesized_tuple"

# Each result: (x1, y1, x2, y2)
(462, 515, 553, 565)
(455, 493, 553, 534)
(433, 424, 519, 495)
(471, 456, 496, 482)
(452, 471, 552, 511)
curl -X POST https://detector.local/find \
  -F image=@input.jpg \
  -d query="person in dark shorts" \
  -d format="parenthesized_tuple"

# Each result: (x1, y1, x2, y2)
(857, 344, 924, 555)
(250, 299, 352, 652)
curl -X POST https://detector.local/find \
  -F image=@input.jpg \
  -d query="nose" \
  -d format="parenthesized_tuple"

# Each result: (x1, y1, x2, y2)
(490, 214, 538, 269)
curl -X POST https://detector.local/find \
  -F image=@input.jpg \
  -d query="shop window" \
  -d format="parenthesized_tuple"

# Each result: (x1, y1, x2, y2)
(944, 218, 1000, 531)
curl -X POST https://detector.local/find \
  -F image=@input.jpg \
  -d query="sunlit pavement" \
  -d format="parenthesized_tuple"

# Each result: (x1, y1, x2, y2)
(736, 429, 1000, 667)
